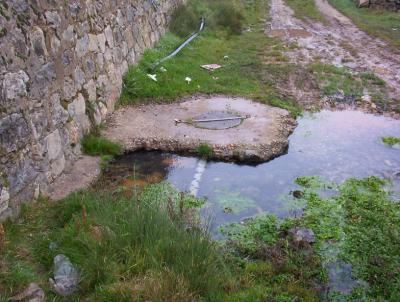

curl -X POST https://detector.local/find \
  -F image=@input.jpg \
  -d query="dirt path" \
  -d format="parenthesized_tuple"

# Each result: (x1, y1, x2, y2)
(267, 0, 400, 101)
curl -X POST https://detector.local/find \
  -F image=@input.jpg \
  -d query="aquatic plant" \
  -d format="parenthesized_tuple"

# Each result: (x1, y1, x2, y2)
(382, 136, 400, 146)
(214, 188, 257, 214)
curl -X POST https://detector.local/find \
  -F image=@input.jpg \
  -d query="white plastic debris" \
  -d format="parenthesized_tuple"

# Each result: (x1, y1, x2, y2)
(185, 77, 192, 84)
(160, 66, 167, 72)
(147, 74, 157, 81)
(223, 55, 229, 59)
(49, 254, 80, 297)
(201, 64, 222, 71)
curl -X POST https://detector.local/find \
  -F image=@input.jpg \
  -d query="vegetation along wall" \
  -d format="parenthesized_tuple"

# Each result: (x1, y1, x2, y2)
(0, 0, 183, 220)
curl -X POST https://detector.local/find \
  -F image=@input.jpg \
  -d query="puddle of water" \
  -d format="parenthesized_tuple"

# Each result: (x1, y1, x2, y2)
(99, 110, 400, 227)
(97, 110, 400, 296)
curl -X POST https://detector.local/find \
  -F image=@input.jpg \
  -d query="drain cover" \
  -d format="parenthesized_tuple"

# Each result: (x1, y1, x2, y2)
(192, 111, 245, 130)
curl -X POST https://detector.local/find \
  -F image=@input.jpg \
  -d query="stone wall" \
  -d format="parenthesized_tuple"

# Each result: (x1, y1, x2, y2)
(0, 0, 183, 220)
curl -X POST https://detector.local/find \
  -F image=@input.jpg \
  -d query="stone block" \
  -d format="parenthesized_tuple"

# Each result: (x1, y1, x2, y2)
(45, 129, 62, 161)
(2, 71, 29, 101)
(30, 27, 48, 58)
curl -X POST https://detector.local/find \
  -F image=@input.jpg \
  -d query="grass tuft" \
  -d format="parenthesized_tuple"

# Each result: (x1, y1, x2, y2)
(81, 134, 122, 156)
(196, 143, 213, 158)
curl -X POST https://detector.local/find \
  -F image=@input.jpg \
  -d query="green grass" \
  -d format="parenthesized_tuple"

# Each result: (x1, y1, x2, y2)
(284, 0, 326, 23)
(310, 63, 388, 107)
(120, 0, 302, 117)
(328, 0, 400, 48)
(0, 185, 230, 301)
(81, 134, 122, 156)
(196, 143, 213, 158)
(3, 175, 399, 300)
(382, 136, 400, 146)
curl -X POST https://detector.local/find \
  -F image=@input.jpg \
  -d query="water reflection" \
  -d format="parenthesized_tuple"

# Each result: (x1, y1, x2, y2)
(99, 110, 400, 226)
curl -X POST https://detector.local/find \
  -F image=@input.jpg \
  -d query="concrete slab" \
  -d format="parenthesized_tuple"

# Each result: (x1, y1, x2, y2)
(104, 96, 297, 162)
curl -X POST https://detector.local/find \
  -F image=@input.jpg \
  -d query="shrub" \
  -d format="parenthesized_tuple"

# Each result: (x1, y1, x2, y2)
(169, 0, 244, 38)
(215, 2, 244, 35)
(169, 4, 199, 38)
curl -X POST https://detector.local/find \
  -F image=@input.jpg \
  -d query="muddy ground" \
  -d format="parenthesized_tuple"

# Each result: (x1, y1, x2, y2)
(267, 0, 400, 113)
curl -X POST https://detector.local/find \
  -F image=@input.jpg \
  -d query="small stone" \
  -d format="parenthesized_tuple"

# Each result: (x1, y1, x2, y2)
(49, 254, 80, 297)
(104, 26, 114, 48)
(2, 71, 29, 100)
(292, 190, 304, 199)
(0, 186, 10, 215)
(50, 36, 61, 55)
(45, 11, 61, 28)
(289, 227, 316, 244)
(88, 34, 99, 52)
(68, 94, 86, 117)
(45, 129, 63, 161)
(30, 27, 48, 57)
(358, 0, 369, 7)
(62, 25, 75, 43)
(63, 77, 76, 101)
(9, 282, 45, 302)
(75, 34, 89, 58)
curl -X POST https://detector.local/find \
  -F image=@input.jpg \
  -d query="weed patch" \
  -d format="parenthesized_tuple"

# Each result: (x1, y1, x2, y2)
(81, 134, 122, 156)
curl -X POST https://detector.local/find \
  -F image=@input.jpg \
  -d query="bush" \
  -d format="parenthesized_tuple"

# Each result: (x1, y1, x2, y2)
(215, 2, 244, 35)
(81, 134, 122, 156)
(169, 0, 244, 38)
(169, 4, 199, 38)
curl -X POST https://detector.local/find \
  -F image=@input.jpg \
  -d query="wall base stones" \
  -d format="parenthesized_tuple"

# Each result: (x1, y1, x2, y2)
(0, 0, 183, 220)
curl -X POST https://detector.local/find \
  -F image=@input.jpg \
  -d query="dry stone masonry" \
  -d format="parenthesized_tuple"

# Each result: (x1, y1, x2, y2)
(0, 0, 183, 220)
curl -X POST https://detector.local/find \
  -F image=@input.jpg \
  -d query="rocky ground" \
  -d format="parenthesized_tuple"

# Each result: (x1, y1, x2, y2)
(267, 0, 400, 109)
(103, 96, 297, 163)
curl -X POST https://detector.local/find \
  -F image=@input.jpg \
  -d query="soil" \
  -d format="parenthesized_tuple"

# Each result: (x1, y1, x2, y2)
(267, 0, 400, 103)
(103, 96, 297, 163)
